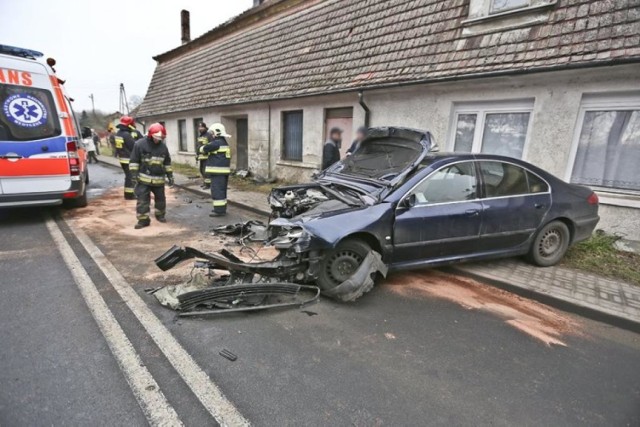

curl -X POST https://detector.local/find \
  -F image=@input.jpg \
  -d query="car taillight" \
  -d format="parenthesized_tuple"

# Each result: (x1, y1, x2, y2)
(66, 140, 80, 176)
(587, 192, 599, 205)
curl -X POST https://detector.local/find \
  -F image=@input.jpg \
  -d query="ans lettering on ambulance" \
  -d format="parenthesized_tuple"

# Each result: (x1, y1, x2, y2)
(0, 68, 33, 86)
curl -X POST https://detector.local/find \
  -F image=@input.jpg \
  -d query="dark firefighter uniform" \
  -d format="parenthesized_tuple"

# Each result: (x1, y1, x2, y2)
(203, 134, 231, 215)
(129, 137, 173, 226)
(114, 124, 143, 199)
(197, 131, 211, 188)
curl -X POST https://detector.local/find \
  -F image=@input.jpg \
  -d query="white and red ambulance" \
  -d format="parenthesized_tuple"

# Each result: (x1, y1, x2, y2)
(0, 44, 88, 208)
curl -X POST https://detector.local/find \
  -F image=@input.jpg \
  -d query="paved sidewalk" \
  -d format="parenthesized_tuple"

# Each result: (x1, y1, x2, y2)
(97, 155, 271, 216)
(455, 259, 640, 326)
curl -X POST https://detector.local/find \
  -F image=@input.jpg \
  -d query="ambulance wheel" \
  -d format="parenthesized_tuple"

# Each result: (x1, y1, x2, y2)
(64, 189, 88, 208)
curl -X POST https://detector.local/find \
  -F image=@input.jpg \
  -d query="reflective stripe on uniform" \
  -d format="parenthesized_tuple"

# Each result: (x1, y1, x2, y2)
(212, 200, 227, 207)
(144, 156, 167, 166)
(204, 178, 211, 184)
(119, 158, 130, 165)
(164, 166, 173, 173)
(205, 166, 231, 174)
(138, 173, 166, 185)
(214, 146, 231, 159)
(129, 162, 140, 171)
(114, 136, 124, 149)
(124, 187, 135, 194)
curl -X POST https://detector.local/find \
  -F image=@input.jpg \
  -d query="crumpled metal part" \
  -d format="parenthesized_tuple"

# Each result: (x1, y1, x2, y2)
(210, 220, 268, 243)
(152, 272, 211, 310)
(321, 251, 388, 302)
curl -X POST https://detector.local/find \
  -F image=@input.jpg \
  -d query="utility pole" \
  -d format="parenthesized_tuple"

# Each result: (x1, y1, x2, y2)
(89, 93, 95, 115)
(119, 83, 129, 115)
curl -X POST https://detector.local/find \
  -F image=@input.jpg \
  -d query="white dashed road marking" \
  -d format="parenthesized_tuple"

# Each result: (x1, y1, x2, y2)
(66, 218, 250, 427)
(45, 215, 183, 427)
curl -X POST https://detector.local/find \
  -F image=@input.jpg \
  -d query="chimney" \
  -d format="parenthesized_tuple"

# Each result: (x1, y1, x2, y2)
(181, 10, 190, 45)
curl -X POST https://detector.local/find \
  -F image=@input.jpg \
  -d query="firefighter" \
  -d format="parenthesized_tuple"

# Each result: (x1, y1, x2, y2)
(129, 123, 174, 229)
(203, 123, 232, 217)
(114, 116, 143, 199)
(196, 122, 211, 189)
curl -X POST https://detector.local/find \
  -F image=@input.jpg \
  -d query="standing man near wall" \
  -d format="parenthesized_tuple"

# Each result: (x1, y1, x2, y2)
(203, 123, 232, 217)
(196, 122, 211, 189)
(129, 123, 174, 229)
(114, 116, 143, 200)
(322, 127, 343, 170)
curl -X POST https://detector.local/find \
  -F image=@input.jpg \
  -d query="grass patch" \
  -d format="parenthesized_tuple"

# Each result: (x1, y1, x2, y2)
(99, 143, 113, 157)
(171, 162, 200, 178)
(562, 230, 640, 286)
(229, 175, 275, 194)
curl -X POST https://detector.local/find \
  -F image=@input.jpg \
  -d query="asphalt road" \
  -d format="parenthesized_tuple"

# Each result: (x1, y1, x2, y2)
(0, 163, 639, 426)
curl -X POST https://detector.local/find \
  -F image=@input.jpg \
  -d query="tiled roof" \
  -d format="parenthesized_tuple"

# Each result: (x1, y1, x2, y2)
(138, 0, 640, 117)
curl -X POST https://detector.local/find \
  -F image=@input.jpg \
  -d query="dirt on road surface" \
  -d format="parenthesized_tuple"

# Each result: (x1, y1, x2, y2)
(385, 271, 583, 347)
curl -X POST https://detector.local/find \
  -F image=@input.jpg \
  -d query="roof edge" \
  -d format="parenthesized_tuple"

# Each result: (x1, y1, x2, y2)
(153, 0, 307, 62)
(137, 58, 640, 118)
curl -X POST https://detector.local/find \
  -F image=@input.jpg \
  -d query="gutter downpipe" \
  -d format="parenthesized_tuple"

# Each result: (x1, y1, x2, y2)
(358, 90, 371, 128)
(267, 102, 272, 179)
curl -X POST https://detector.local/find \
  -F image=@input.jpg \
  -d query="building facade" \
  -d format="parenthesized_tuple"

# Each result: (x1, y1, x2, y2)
(138, 0, 640, 240)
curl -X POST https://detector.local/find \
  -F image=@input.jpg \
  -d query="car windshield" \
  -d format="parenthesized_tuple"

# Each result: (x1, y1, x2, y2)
(337, 138, 423, 180)
(0, 83, 61, 141)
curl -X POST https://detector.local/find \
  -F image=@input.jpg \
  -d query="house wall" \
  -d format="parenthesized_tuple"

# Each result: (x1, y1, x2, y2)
(143, 63, 640, 240)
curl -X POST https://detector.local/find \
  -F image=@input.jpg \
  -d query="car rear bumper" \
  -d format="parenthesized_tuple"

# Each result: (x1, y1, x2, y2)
(0, 180, 85, 208)
(573, 216, 600, 243)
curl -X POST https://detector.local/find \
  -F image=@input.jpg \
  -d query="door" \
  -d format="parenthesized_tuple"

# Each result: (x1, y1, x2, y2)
(478, 161, 551, 250)
(393, 161, 482, 263)
(236, 118, 248, 171)
(325, 108, 353, 158)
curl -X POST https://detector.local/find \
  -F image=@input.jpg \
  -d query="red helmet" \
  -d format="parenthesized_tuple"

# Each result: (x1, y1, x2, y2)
(120, 116, 134, 126)
(147, 123, 167, 141)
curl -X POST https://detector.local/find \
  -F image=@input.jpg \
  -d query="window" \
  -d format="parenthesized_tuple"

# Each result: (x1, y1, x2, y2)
(570, 96, 640, 192)
(451, 101, 533, 159)
(490, 0, 529, 14)
(527, 171, 549, 194)
(282, 111, 303, 161)
(193, 117, 203, 152)
(411, 162, 477, 205)
(0, 83, 61, 141)
(177, 119, 187, 151)
(479, 161, 530, 197)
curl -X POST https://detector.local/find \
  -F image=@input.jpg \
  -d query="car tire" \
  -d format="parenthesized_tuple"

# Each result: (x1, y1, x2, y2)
(526, 220, 570, 267)
(63, 188, 88, 209)
(317, 238, 372, 294)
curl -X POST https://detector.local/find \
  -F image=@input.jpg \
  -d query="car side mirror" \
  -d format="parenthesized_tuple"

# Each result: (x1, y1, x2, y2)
(402, 194, 417, 209)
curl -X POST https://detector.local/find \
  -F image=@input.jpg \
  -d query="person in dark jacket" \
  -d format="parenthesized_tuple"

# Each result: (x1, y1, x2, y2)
(195, 122, 211, 189)
(347, 126, 367, 156)
(322, 127, 342, 170)
(129, 123, 174, 229)
(114, 116, 143, 199)
(202, 123, 232, 217)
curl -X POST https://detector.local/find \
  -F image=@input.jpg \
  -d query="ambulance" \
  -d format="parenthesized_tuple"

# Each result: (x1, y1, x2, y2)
(0, 44, 88, 208)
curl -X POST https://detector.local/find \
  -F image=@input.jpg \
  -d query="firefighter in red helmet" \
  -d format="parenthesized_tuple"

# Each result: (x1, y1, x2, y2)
(114, 116, 142, 199)
(129, 123, 174, 229)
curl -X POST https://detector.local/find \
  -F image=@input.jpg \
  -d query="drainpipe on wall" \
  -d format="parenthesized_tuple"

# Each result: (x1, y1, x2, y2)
(358, 90, 371, 128)
(267, 103, 272, 179)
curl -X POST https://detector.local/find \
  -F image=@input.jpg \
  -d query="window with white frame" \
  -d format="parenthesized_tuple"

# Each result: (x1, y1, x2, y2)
(569, 94, 640, 193)
(490, 0, 530, 14)
(450, 100, 533, 159)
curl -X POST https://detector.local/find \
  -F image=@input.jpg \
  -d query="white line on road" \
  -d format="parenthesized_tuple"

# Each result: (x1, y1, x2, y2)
(65, 218, 250, 427)
(45, 215, 183, 427)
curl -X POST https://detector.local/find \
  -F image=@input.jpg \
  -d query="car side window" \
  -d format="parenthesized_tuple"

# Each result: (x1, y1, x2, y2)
(480, 161, 529, 197)
(410, 162, 477, 205)
(527, 171, 549, 193)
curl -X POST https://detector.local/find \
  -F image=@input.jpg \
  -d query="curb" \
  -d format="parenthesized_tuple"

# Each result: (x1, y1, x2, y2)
(449, 266, 640, 335)
(96, 159, 271, 218)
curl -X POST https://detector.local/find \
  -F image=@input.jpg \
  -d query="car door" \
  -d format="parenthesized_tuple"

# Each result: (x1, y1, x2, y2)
(478, 160, 551, 251)
(393, 161, 483, 263)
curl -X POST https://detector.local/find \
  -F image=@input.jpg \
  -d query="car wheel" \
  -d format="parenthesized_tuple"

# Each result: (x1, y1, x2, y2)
(63, 188, 88, 209)
(527, 220, 570, 267)
(317, 239, 371, 292)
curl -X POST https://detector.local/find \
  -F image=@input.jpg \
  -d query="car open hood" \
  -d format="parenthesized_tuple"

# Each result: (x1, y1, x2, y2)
(319, 127, 436, 193)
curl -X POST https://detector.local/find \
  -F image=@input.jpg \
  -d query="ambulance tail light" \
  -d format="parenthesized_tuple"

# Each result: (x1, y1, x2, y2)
(66, 141, 81, 176)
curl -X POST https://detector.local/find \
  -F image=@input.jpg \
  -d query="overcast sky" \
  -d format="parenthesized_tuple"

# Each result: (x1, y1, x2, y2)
(0, 0, 254, 113)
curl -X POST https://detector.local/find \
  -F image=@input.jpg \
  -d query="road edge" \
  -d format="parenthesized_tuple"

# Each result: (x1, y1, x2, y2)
(449, 266, 640, 334)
